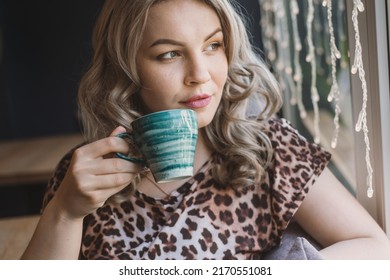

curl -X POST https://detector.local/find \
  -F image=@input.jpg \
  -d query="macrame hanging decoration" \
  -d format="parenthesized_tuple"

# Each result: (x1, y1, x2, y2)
(350, 0, 374, 198)
(258, 0, 374, 198)
(305, 0, 321, 144)
(323, 0, 342, 149)
(290, 0, 306, 119)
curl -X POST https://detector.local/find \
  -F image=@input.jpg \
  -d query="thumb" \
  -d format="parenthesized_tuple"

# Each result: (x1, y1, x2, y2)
(103, 126, 129, 160)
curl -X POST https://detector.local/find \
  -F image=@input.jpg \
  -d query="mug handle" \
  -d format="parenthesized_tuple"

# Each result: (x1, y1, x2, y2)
(115, 132, 146, 165)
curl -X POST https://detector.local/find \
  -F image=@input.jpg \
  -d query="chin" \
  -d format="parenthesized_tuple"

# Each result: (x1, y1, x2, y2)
(193, 105, 219, 129)
(196, 115, 215, 129)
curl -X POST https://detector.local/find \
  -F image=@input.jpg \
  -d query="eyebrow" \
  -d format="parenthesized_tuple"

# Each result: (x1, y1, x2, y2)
(149, 27, 223, 48)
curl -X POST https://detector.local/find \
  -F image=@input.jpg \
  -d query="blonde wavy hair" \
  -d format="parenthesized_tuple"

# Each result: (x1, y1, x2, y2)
(78, 0, 282, 190)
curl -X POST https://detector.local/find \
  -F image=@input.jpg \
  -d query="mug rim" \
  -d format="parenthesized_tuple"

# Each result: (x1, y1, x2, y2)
(134, 109, 195, 121)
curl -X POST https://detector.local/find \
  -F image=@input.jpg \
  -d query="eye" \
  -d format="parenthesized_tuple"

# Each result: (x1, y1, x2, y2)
(157, 51, 180, 61)
(205, 42, 223, 52)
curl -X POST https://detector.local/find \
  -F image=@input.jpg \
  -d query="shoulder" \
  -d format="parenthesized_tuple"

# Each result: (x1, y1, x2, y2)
(263, 117, 310, 147)
(263, 117, 331, 172)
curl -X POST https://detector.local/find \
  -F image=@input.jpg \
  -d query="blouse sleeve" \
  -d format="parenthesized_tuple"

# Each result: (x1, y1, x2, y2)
(264, 118, 331, 233)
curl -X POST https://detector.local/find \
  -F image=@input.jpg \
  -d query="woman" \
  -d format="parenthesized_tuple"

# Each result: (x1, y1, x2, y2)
(22, 0, 390, 259)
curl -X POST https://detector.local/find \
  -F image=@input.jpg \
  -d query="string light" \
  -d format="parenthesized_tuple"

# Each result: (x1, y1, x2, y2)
(259, 0, 276, 65)
(275, 0, 298, 103)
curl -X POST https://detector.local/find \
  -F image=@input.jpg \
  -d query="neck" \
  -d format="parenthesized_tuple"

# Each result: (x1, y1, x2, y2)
(193, 129, 212, 171)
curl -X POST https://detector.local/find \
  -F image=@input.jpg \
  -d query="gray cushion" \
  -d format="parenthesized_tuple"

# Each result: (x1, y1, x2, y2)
(262, 222, 323, 260)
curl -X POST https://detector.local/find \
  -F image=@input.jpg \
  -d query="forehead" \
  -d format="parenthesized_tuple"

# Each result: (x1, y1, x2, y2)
(143, 0, 222, 42)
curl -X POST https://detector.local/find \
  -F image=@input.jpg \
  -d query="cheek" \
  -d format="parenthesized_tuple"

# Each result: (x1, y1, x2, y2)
(138, 72, 180, 112)
(140, 67, 180, 93)
(213, 57, 228, 87)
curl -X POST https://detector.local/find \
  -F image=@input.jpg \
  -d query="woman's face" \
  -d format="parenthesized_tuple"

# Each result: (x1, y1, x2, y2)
(136, 0, 228, 128)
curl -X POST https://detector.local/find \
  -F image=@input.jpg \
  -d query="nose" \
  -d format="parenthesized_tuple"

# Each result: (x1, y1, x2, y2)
(184, 54, 211, 85)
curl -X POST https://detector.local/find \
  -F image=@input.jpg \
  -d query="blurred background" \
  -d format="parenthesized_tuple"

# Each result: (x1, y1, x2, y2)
(0, 0, 104, 218)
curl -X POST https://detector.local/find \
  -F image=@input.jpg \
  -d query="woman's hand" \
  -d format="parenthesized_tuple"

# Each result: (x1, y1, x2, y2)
(21, 126, 141, 259)
(52, 126, 141, 220)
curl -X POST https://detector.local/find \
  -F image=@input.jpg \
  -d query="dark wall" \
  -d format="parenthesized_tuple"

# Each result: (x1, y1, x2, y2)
(0, 0, 261, 141)
(0, 0, 104, 140)
(237, 0, 264, 55)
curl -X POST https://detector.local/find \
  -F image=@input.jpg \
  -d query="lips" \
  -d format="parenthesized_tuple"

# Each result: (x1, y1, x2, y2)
(181, 94, 212, 109)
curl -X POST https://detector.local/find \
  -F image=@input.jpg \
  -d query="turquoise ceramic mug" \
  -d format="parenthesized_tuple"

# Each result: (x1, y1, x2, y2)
(116, 109, 198, 183)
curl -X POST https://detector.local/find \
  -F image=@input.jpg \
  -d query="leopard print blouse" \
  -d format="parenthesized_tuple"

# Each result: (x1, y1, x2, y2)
(42, 118, 331, 259)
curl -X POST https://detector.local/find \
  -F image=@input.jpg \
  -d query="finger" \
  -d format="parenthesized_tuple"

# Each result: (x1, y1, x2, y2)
(74, 135, 130, 160)
(90, 173, 137, 190)
(89, 158, 142, 175)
